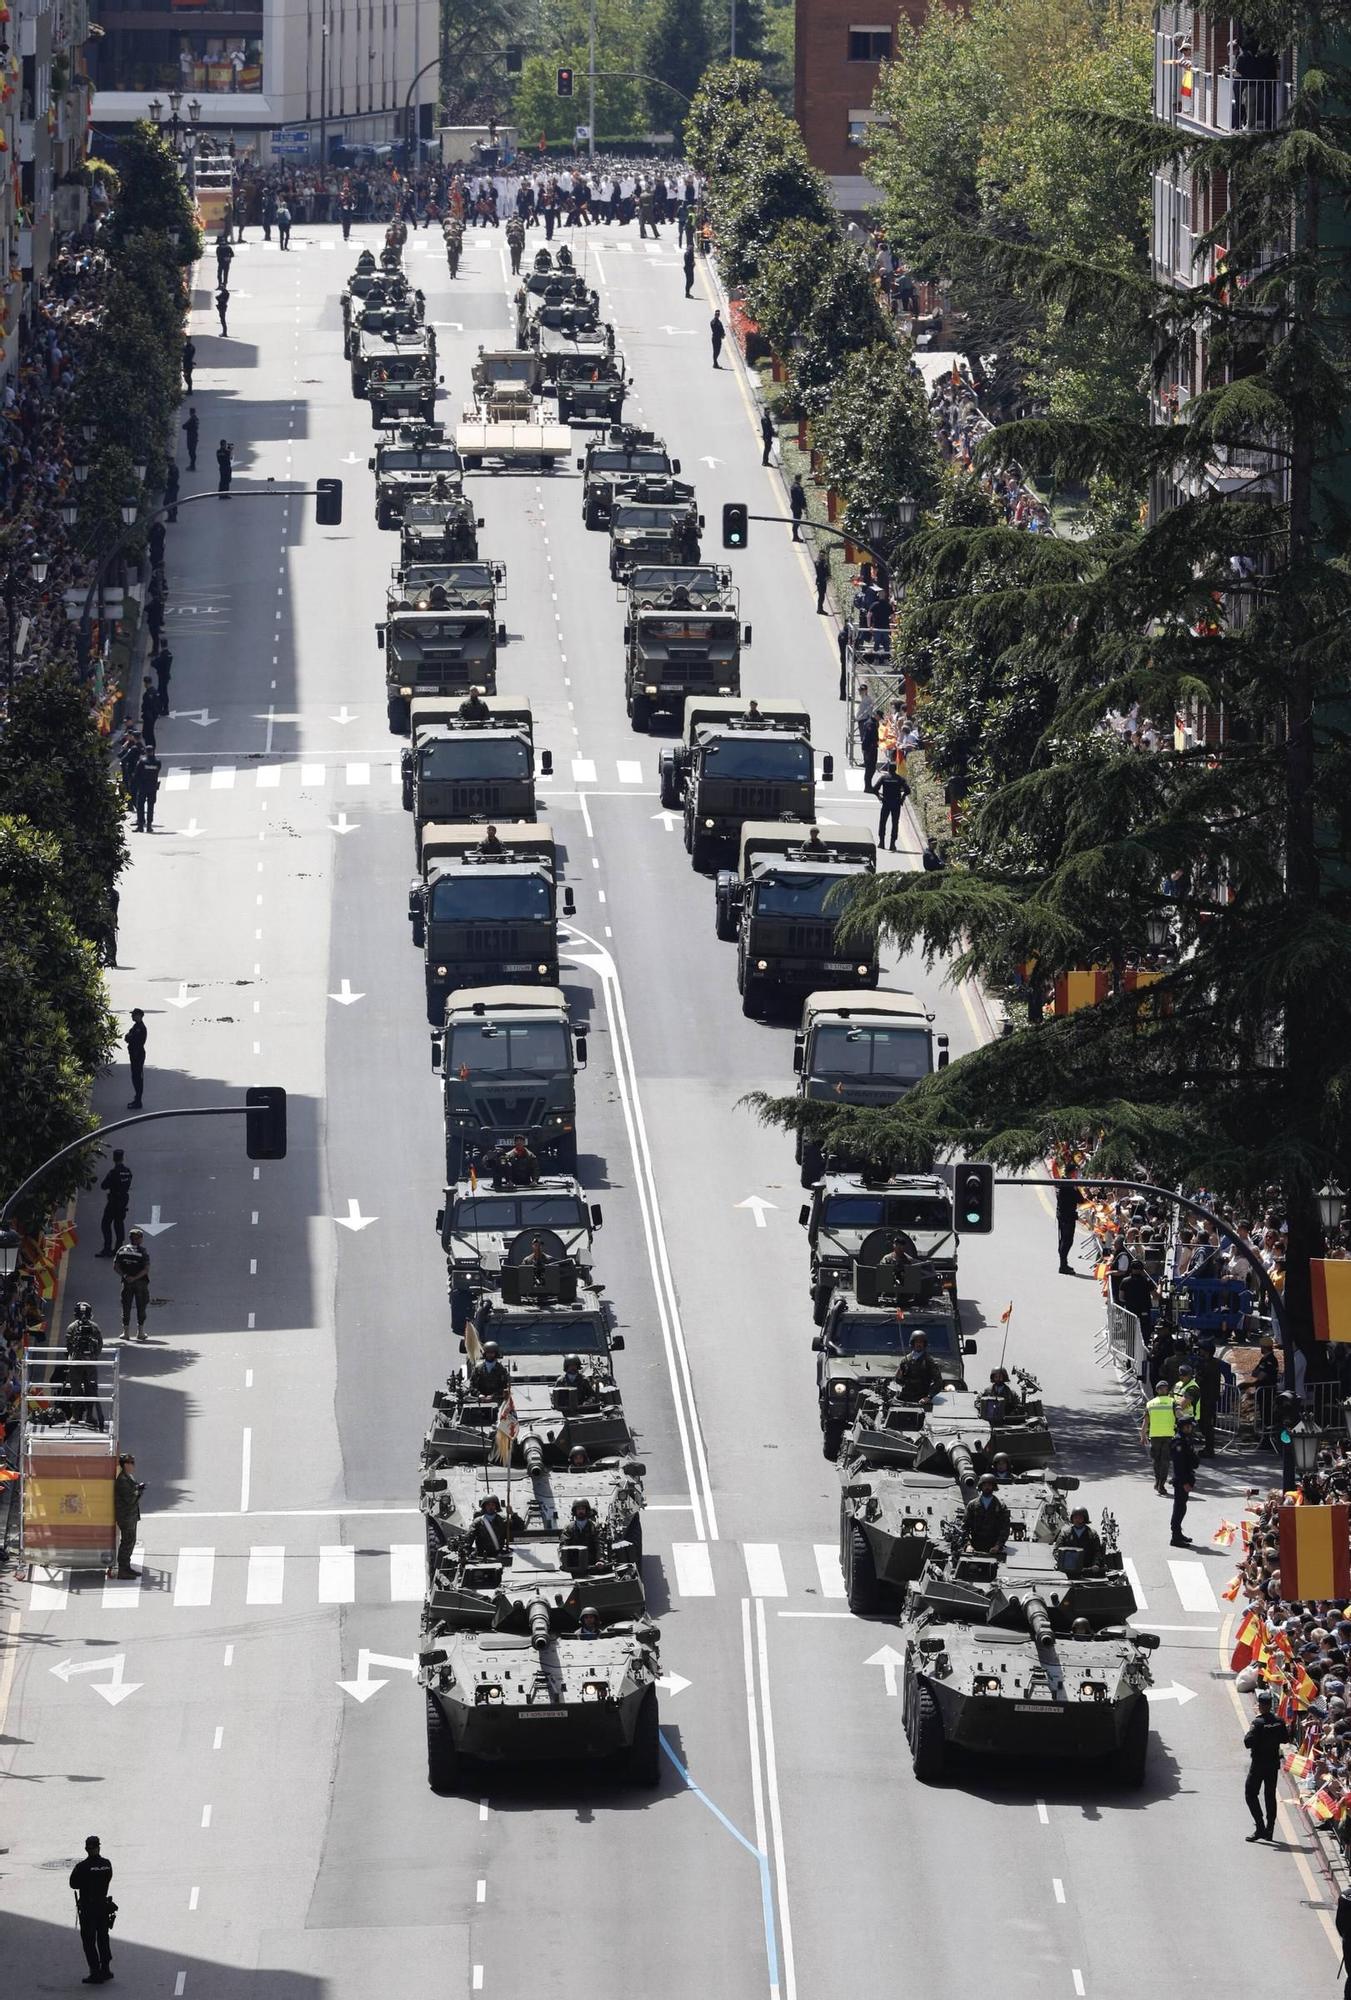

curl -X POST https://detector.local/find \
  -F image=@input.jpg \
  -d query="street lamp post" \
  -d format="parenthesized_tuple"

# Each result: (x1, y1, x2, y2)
(3, 546, 49, 699)
(1282, 1413, 1322, 1494)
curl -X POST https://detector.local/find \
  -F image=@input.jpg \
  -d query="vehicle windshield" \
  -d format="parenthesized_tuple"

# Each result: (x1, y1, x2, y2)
(702, 740, 811, 781)
(380, 449, 460, 472)
(558, 358, 612, 380)
(753, 875, 845, 920)
(420, 740, 530, 781)
(828, 1309, 959, 1360)
(591, 451, 669, 475)
(390, 618, 491, 657)
(820, 1194, 955, 1233)
(488, 1316, 606, 1356)
(452, 1194, 588, 1231)
(429, 877, 551, 922)
(446, 1022, 570, 1076)
(482, 358, 535, 383)
(614, 506, 683, 530)
(811, 1024, 932, 1083)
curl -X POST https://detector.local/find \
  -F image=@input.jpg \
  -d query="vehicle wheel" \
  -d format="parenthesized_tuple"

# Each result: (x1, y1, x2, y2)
(658, 760, 680, 812)
(387, 696, 411, 735)
(623, 1688, 661, 1787)
(1112, 1698, 1149, 1789)
(411, 915, 426, 951)
(714, 889, 737, 944)
(740, 976, 764, 1019)
(845, 1522, 879, 1612)
(812, 1275, 834, 1326)
(690, 833, 712, 872)
(629, 697, 651, 734)
(425, 985, 442, 1028)
(426, 1692, 460, 1795)
(377, 499, 392, 530)
(553, 1129, 578, 1173)
(800, 1141, 825, 1189)
(911, 1683, 945, 1783)
(445, 1132, 466, 1184)
(401, 778, 414, 813)
(822, 1413, 847, 1463)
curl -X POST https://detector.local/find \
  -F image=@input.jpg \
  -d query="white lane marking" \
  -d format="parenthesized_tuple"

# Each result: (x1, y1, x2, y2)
(476, 1879, 486, 1903)
(813, 1545, 846, 1599)
(209, 766, 236, 790)
(200, 1803, 212, 1829)
(579, 790, 594, 839)
(165, 769, 191, 791)
(672, 1542, 715, 1596)
(240, 1428, 252, 1512)
(213, 1726, 224, 1751)
(1072, 1974, 1085, 1997)
(479, 1798, 489, 1821)
(175, 1974, 187, 1996)
(572, 757, 597, 783)
(756, 1599, 797, 2000)
(845, 769, 865, 792)
(1053, 1878, 1066, 1903)
(390, 1544, 424, 1601)
(189, 1886, 200, 1910)
(174, 1548, 216, 1607)
(345, 762, 371, 786)
(29, 1568, 69, 1610)
(473, 1971, 484, 1992)
(616, 760, 643, 784)
(1168, 1558, 1220, 1614)
(744, 1544, 788, 1598)
(223, 1644, 234, 1667)
(1036, 1800, 1049, 1824)
(300, 762, 326, 785)
(246, 1546, 285, 1605)
(318, 1544, 356, 1603)
(102, 1549, 144, 1611)
(1123, 1558, 1148, 1610)
(257, 765, 281, 789)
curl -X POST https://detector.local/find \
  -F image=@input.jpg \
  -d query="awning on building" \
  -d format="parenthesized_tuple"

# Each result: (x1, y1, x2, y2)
(92, 92, 279, 130)
(828, 175, 884, 214)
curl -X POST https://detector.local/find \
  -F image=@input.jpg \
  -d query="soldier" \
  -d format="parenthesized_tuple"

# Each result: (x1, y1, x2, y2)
(183, 405, 200, 471)
(496, 1135, 539, 1187)
(961, 1473, 1012, 1554)
(97, 1150, 133, 1256)
(879, 1232, 919, 1289)
(506, 216, 525, 275)
(560, 1498, 602, 1570)
(465, 1492, 520, 1560)
(577, 1604, 602, 1639)
(124, 1008, 147, 1109)
(458, 686, 491, 721)
(980, 1366, 1020, 1418)
(990, 1451, 1015, 1485)
(1055, 1507, 1105, 1572)
(69, 1833, 115, 1985)
(555, 1353, 596, 1407)
(468, 1340, 512, 1401)
(114, 1453, 144, 1579)
(892, 1328, 943, 1404)
(113, 1228, 151, 1342)
(567, 1444, 591, 1471)
(63, 1303, 105, 1431)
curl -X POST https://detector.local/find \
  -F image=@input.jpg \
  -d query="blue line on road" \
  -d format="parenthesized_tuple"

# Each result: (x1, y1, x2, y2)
(660, 1730, 781, 1998)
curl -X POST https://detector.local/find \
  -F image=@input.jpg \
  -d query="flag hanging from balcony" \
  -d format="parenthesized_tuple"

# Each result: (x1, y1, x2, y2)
(1312, 1260, 1351, 1343)
(1278, 1504, 1351, 1602)
(1180, 65, 1194, 98)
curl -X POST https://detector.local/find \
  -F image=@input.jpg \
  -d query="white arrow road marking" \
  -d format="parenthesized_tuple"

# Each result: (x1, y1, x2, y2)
(165, 982, 197, 1009)
(181, 818, 202, 837)
(329, 979, 364, 1006)
(735, 1196, 777, 1228)
(168, 708, 217, 726)
(655, 1672, 692, 1697)
(334, 1198, 378, 1231)
(1145, 1681, 1199, 1705)
(658, 325, 695, 335)
(865, 1644, 905, 1696)
(331, 706, 358, 726)
(50, 1654, 143, 1705)
(698, 455, 724, 467)
(337, 1648, 418, 1702)
(650, 811, 676, 832)
(329, 811, 360, 835)
(341, 451, 364, 464)
(134, 1205, 175, 1237)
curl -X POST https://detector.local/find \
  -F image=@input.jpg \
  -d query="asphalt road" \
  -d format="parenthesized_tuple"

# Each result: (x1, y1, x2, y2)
(0, 213, 1338, 1998)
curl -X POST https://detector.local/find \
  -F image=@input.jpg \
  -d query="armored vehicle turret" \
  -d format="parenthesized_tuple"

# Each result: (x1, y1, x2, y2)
(421, 1454, 646, 1566)
(837, 1467, 1076, 1613)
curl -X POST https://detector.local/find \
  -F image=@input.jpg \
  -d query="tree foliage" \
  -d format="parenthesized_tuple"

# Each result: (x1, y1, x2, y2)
(105, 121, 199, 260)
(810, 343, 942, 546)
(642, 0, 711, 132)
(0, 664, 128, 951)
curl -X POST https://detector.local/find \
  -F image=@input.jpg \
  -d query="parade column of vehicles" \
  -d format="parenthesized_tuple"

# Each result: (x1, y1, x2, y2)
(348, 231, 1159, 1795)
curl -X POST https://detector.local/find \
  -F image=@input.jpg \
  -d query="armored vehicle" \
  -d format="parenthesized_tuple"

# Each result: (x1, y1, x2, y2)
(421, 1454, 645, 1566)
(433, 987, 587, 1178)
(618, 576, 750, 736)
(898, 1551, 1155, 1785)
(401, 697, 546, 857)
(423, 1545, 645, 1646)
(792, 994, 950, 1184)
(548, 346, 627, 425)
(409, 823, 574, 1024)
(419, 1606, 661, 1791)
(837, 1466, 1077, 1613)
(842, 1383, 1057, 1481)
(715, 823, 879, 1017)
(814, 1256, 974, 1456)
(341, 265, 413, 353)
(456, 1276, 621, 1382)
(368, 348, 441, 429)
(352, 325, 435, 404)
(609, 482, 704, 580)
(801, 1173, 958, 1321)
(470, 347, 544, 420)
(579, 429, 681, 529)
(352, 297, 427, 353)
(659, 697, 822, 864)
(379, 568, 504, 732)
(422, 1343, 631, 1482)
(533, 284, 601, 335)
(398, 496, 483, 564)
(437, 1172, 601, 1281)
(370, 426, 463, 528)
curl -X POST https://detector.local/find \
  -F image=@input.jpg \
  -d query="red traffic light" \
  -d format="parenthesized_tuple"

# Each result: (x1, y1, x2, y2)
(556, 66, 574, 97)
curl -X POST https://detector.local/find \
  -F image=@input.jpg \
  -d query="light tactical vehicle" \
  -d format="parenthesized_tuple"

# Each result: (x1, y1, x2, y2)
(715, 823, 878, 1016)
(436, 1173, 602, 1282)
(397, 496, 483, 563)
(370, 426, 463, 528)
(379, 567, 504, 732)
(814, 1255, 975, 1456)
(341, 263, 414, 353)
(352, 327, 436, 407)
(659, 697, 820, 865)
(469, 347, 543, 419)
(579, 428, 681, 529)
(801, 1173, 958, 1321)
(792, 994, 950, 1184)
(623, 577, 751, 736)
(401, 697, 546, 857)
(837, 1464, 1077, 1613)
(432, 987, 587, 1178)
(547, 346, 627, 425)
(609, 480, 704, 579)
(409, 823, 574, 1024)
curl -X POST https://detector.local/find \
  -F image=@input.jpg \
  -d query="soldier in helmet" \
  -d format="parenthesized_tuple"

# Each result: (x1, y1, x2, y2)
(990, 1451, 1015, 1483)
(1055, 1507, 1105, 1573)
(468, 1340, 512, 1400)
(567, 1444, 590, 1471)
(892, 1327, 943, 1404)
(981, 1365, 1020, 1418)
(880, 1232, 920, 1290)
(495, 1134, 539, 1186)
(577, 1604, 602, 1639)
(63, 1302, 106, 1430)
(961, 1472, 1012, 1554)
(465, 1491, 522, 1560)
(560, 1498, 602, 1570)
(458, 685, 491, 721)
(555, 1353, 596, 1407)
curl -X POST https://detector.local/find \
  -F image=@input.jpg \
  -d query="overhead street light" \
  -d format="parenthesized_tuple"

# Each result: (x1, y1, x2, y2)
(0, 1226, 20, 1281)
(1318, 1184, 1345, 1233)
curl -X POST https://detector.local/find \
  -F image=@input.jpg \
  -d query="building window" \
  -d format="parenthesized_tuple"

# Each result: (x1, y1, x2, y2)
(848, 28, 892, 62)
(847, 110, 876, 146)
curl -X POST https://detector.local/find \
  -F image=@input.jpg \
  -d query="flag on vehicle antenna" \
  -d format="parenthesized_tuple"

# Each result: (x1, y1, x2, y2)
(495, 1391, 518, 1468)
(465, 1320, 483, 1369)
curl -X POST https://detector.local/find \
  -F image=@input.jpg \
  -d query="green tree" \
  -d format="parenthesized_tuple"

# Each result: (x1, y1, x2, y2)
(105, 122, 199, 260)
(790, 241, 889, 409)
(642, 0, 711, 130)
(708, 118, 832, 289)
(0, 665, 128, 950)
(441, 0, 531, 121)
(810, 342, 942, 548)
(686, 58, 774, 179)
(743, 217, 837, 358)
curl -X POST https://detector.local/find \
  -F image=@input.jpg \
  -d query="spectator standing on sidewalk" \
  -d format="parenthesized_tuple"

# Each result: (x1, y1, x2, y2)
(125, 1008, 147, 1109)
(789, 474, 806, 541)
(96, 1151, 133, 1257)
(113, 1230, 151, 1342)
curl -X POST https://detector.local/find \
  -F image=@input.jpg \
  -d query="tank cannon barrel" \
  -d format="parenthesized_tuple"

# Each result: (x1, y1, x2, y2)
(1023, 1595, 1055, 1647)
(948, 1443, 978, 1494)
(528, 1598, 552, 1650)
(523, 1435, 545, 1475)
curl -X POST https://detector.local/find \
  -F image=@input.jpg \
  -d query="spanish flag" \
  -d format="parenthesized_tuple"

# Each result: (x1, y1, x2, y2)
(1294, 1665, 1322, 1708)
(1279, 1503, 1351, 1602)
(1308, 1786, 1344, 1824)
(1312, 1260, 1351, 1343)
(495, 1391, 518, 1468)
(1221, 1575, 1242, 1602)
(1230, 1609, 1264, 1672)
(1213, 1521, 1238, 1547)
(1286, 1746, 1311, 1780)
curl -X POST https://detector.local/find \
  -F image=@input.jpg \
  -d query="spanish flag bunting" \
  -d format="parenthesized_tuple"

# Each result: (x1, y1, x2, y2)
(1312, 1260, 1351, 1343)
(1279, 1503, 1351, 1603)
(1230, 1609, 1264, 1672)
(1308, 1786, 1343, 1824)
(1213, 1521, 1238, 1547)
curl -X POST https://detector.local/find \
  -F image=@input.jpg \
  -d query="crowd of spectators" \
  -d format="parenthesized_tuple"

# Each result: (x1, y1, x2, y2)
(927, 369, 1055, 535)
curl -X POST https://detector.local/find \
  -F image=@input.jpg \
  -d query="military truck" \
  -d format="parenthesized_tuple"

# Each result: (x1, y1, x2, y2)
(792, 993, 950, 1184)
(714, 823, 878, 1017)
(470, 347, 543, 419)
(432, 986, 588, 1179)
(800, 1173, 958, 1321)
(351, 325, 435, 403)
(420, 1607, 661, 1791)
(579, 428, 681, 529)
(609, 481, 704, 580)
(616, 576, 749, 736)
(837, 1464, 1077, 1613)
(436, 1169, 601, 1282)
(814, 1266, 975, 1456)
(659, 697, 825, 862)
(409, 823, 574, 1025)
(398, 497, 483, 563)
(548, 346, 627, 425)
(401, 698, 546, 857)
(352, 297, 427, 352)
(379, 569, 504, 732)
(370, 426, 463, 528)
(341, 264, 413, 354)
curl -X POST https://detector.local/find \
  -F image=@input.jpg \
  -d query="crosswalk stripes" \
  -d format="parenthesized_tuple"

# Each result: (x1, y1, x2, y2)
(615, 760, 644, 785)
(844, 769, 866, 792)
(102, 1548, 144, 1611)
(318, 1544, 355, 1603)
(1123, 1557, 1148, 1610)
(814, 1544, 847, 1599)
(671, 1543, 716, 1597)
(571, 757, 598, 784)
(174, 1547, 215, 1606)
(246, 1547, 285, 1605)
(1167, 1557, 1219, 1614)
(743, 1543, 789, 1598)
(390, 1544, 424, 1602)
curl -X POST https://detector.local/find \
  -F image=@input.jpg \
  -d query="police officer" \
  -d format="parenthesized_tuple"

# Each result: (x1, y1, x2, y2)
(710, 309, 725, 369)
(1169, 1414, 1199, 1546)
(814, 551, 831, 615)
(1056, 1173, 1084, 1273)
(64, 1303, 105, 1430)
(1244, 1688, 1290, 1841)
(555, 1354, 595, 1406)
(870, 762, 910, 852)
(468, 1340, 512, 1400)
(114, 1454, 144, 1579)
(496, 1135, 539, 1187)
(683, 237, 695, 298)
(962, 1473, 1011, 1554)
(761, 408, 774, 466)
(134, 748, 162, 833)
(1054, 1507, 1105, 1572)
(97, 1150, 133, 1256)
(893, 1329, 943, 1403)
(69, 1833, 115, 1984)
(561, 1499, 602, 1569)
(458, 686, 491, 721)
(113, 1229, 151, 1341)
(1140, 1377, 1177, 1494)
(465, 1492, 520, 1560)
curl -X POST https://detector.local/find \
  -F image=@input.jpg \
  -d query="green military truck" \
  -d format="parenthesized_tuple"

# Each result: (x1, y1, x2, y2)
(800, 1173, 960, 1323)
(379, 565, 506, 733)
(409, 821, 575, 1025)
(370, 425, 464, 528)
(619, 570, 749, 735)
(547, 345, 628, 426)
(399, 497, 482, 563)
(792, 991, 950, 1183)
(609, 479, 703, 580)
(352, 325, 435, 403)
(579, 428, 681, 530)
(401, 695, 549, 859)
(433, 986, 589, 1180)
(714, 822, 878, 1017)
(658, 697, 825, 867)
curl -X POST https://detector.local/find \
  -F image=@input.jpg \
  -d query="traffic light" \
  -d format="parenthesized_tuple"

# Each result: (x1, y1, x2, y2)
(505, 46, 523, 74)
(246, 1086, 288, 1161)
(556, 66, 574, 97)
(722, 502, 749, 550)
(954, 1162, 994, 1234)
(315, 477, 343, 526)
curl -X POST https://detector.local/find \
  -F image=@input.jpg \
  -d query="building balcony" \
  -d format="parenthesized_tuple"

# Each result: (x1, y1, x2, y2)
(1216, 72, 1291, 131)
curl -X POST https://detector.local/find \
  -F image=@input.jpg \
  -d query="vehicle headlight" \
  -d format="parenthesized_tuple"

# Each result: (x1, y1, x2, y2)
(399, 684, 413, 696)
(974, 1674, 1002, 1695)
(756, 959, 767, 971)
(645, 684, 658, 695)
(475, 1684, 503, 1705)
(435, 964, 447, 976)
(856, 964, 868, 976)
(902, 1517, 928, 1537)
(581, 1680, 611, 1702)
(537, 962, 548, 975)
(704, 818, 715, 829)
(829, 1378, 850, 1399)
(1078, 1682, 1107, 1703)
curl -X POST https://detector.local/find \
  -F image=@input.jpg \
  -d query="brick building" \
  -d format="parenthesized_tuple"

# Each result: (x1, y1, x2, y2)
(793, 0, 927, 195)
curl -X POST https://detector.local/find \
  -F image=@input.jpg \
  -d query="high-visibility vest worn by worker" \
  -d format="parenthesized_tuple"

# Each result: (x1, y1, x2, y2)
(1145, 1393, 1177, 1438)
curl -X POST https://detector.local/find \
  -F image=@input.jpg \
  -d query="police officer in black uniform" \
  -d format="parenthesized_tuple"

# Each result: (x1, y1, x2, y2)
(1244, 1687, 1290, 1841)
(69, 1833, 115, 1984)
(468, 1340, 512, 1400)
(97, 1150, 133, 1256)
(961, 1473, 1012, 1553)
(1056, 1173, 1084, 1273)
(1054, 1507, 1105, 1572)
(892, 1328, 943, 1403)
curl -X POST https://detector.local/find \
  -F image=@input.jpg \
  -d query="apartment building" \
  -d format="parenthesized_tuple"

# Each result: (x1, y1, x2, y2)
(1, 0, 92, 377)
(794, 0, 928, 197)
